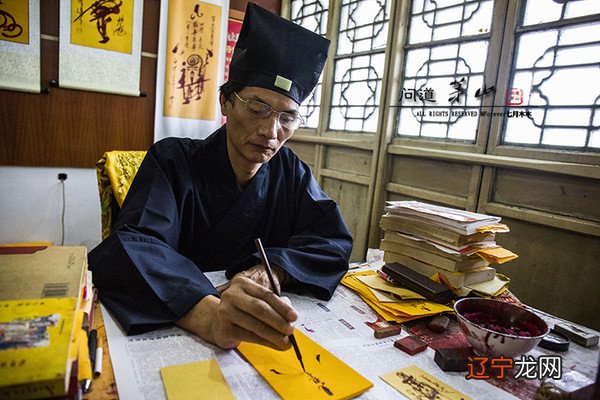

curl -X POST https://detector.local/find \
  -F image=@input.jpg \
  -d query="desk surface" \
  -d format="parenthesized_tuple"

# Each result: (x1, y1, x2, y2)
(84, 302, 118, 400)
(90, 275, 599, 400)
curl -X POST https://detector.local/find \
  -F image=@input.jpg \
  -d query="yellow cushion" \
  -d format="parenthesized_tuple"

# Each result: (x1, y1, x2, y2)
(96, 151, 146, 240)
(103, 151, 147, 207)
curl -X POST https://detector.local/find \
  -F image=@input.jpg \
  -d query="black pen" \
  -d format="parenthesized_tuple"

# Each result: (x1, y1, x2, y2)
(254, 238, 305, 372)
(88, 329, 98, 372)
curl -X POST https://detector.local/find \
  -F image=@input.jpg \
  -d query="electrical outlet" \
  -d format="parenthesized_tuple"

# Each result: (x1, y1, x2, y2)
(58, 173, 68, 181)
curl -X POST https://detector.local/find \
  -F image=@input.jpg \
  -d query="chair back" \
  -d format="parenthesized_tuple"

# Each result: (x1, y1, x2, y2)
(96, 151, 147, 240)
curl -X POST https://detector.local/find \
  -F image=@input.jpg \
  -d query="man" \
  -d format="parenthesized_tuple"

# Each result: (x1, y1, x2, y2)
(89, 3, 352, 352)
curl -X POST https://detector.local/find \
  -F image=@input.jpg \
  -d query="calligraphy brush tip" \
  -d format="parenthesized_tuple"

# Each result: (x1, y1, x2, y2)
(289, 333, 305, 372)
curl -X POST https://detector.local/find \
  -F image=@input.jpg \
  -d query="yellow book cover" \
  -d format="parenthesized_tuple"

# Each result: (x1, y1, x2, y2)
(0, 298, 77, 400)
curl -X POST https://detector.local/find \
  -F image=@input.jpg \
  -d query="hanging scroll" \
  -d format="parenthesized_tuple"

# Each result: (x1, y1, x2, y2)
(224, 12, 243, 82)
(154, 0, 229, 141)
(58, 0, 144, 96)
(0, 0, 41, 93)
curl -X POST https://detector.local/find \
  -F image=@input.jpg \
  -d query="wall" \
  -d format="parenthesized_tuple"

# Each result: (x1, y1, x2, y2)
(0, 0, 158, 168)
(0, 167, 101, 249)
(0, 0, 280, 250)
(0, 0, 280, 169)
(495, 218, 600, 331)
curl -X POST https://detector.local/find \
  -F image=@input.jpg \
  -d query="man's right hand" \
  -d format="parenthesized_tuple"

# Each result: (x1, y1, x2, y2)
(176, 274, 298, 350)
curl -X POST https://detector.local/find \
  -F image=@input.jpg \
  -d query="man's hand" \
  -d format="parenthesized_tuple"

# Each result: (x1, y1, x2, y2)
(216, 263, 288, 294)
(176, 274, 298, 350)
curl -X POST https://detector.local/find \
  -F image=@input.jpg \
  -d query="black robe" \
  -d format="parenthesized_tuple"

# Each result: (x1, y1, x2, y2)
(89, 126, 353, 334)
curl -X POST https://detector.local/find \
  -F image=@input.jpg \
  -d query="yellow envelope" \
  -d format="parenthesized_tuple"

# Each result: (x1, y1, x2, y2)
(356, 274, 425, 300)
(237, 330, 372, 400)
(475, 247, 518, 264)
(342, 272, 376, 295)
(378, 298, 452, 317)
(77, 328, 93, 381)
(476, 224, 510, 233)
(381, 365, 471, 400)
(70, 309, 85, 361)
(370, 287, 404, 303)
(341, 275, 408, 318)
(343, 272, 452, 317)
(466, 273, 511, 297)
(160, 359, 235, 400)
(360, 294, 412, 322)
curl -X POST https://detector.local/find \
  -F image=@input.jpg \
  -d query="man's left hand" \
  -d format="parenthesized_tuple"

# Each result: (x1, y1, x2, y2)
(217, 263, 288, 294)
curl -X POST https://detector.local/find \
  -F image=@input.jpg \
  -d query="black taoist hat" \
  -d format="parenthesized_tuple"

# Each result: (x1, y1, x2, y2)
(228, 2, 330, 105)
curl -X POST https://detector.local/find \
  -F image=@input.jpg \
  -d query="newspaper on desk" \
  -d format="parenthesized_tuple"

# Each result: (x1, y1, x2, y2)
(104, 271, 524, 400)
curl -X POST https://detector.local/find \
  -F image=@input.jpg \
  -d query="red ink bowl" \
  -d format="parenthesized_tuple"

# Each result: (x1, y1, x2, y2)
(454, 298, 549, 358)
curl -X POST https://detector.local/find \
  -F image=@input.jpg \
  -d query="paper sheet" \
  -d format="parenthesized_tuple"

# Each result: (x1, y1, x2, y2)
(238, 330, 373, 400)
(160, 359, 235, 400)
(381, 365, 471, 400)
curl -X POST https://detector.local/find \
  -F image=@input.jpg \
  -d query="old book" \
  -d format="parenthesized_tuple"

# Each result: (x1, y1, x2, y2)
(380, 238, 489, 272)
(383, 251, 496, 288)
(380, 213, 496, 247)
(0, 246, 87, 303)
(383, 229, 497, 253)
(0, 297, 78, 400)
(385, 201, 502, 235)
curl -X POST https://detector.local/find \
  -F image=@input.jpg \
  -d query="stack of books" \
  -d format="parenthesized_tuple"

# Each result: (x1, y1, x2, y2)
(0, 245, 92, 400)
(380, 201, 517, 292)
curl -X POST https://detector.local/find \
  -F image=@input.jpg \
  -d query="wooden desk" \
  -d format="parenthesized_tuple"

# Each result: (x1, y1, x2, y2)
(84, 303, 118, 399)
(89, 285, 599, 399)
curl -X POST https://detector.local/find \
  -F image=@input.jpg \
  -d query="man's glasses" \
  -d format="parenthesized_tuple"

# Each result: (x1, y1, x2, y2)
(233, 92, 305, 130)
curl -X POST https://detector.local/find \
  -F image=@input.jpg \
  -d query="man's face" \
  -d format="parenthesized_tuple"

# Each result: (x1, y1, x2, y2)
(220, 86, 300, 168)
